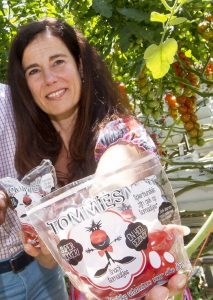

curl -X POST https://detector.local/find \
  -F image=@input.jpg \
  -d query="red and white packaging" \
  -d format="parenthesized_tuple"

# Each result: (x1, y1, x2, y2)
(27, 153, 192, 299)
(0, 159, 57, 246)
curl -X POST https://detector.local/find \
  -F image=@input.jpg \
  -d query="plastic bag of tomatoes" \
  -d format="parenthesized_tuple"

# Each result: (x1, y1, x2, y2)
(0, 159, 57, 247)
(27, 153, 192, 299)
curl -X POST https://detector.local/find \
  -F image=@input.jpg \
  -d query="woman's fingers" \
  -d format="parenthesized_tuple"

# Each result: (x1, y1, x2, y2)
(24, 242, 41, 257)
(144, 273, 188, 300)
(145, 285, 169, 300)
(38, 237, 51, 256)
(167, 273, 188, 296)
(19, 231, 41, 257)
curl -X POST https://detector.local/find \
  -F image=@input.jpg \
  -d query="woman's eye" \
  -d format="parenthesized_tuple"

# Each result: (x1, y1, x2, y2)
(54, 59, 64, 66)
(28, 69, 39, 76)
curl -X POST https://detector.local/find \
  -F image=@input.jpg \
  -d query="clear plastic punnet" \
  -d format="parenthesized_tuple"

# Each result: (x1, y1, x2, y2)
(27, 153, 191, 299)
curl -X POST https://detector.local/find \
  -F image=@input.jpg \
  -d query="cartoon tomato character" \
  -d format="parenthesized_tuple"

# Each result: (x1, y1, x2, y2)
(86, 220, 135, 278)
(23, 193, 32, 206)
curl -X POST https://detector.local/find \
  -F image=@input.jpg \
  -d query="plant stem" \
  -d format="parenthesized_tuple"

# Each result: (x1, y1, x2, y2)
(161, 0, 172, 11)
(160, 0, 181, 43)
(161, 119, 179, 146)
(167, 167, 213, 174)
(172, 77, 213, 97)
(162, 158, 213, 167)
(185, 212, 213, 258)
(174, 181, 212, 197)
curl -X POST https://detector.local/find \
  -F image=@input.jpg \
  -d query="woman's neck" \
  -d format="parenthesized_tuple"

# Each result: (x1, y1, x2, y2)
(50, 110, 78, 151)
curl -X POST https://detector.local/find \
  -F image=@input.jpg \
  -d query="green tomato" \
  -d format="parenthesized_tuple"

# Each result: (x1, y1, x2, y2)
(175, 85, 184, 96)
(189, 137, 197, 145)
(197, 138, 205, 147)
(148, 100, 160, 109)
(143, 107, 152, 115)
(152, 110, 161, 120)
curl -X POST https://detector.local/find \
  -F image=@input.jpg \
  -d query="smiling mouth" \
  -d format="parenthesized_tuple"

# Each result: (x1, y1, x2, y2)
(46, 88, 66, 99)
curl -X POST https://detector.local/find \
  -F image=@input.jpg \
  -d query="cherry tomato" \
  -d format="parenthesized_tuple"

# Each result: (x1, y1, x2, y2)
(190, 114, 198, 122)
(178, 105, 188, 114)
(185, 98, 196, 109)
(147, 230, 175, 254)
(165, 94, 177, 108)
(118, 82, 126, 94)
(176, 96, 187, 105)
(181, 114, 191, 123)
(184, 121, 194, 131)
(148, 100, 160, 109)
(169, 108, 178, 119)
(184, 88, 195, 97)
(204, 13, 213, 22)
(197, 21, 209, 33)
(197, 129, 204, 137)
(197, 138, 205, 147)
(189, 137, 197, 145)
(189, 128, 198, 138)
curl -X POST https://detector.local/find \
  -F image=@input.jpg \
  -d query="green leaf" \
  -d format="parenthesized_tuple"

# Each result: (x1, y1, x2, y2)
(119, 32, 131, 52)
(117, 8, 149, 22)
(144, 38, 178, 79)
(150, 12, 168, 23)
(161, 38, 178, 64)
(92, 0, 113, 18)
(118, 22, 143, 51)
(169, 17, 187, 26)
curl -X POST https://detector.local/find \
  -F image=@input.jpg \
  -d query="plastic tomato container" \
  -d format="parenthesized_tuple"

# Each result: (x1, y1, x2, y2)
(27, 153, 191, 299)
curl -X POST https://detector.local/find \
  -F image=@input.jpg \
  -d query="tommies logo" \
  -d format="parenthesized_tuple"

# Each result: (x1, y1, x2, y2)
(46, 187, 130, 234)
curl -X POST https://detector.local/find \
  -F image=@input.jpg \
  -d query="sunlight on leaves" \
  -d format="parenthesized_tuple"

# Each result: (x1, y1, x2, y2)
(169, 17, 187, 26)
(151, 12, 168, 23)
(144, 38, 178, 79)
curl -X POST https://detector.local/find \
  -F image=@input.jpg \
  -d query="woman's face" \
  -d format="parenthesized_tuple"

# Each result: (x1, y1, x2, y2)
(22, 32, 82, 121)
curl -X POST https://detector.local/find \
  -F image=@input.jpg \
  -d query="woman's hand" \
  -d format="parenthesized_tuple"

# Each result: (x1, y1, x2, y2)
(145, 273, 187, 300)
(0, 190, 12, 224)
(20, 231, 57, 269)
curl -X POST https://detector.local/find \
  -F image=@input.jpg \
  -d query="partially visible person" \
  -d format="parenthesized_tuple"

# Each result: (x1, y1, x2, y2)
(2, 17, 188, 299)
(0, 83, 69, 300)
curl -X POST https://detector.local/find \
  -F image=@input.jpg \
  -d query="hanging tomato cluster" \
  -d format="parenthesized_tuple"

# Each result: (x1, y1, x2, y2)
(165, 51, 205, 146)
(137, 67, 163, 120)
(197, 13, 213, 42)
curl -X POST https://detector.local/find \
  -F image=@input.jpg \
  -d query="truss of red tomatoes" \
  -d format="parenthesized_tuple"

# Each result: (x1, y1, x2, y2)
(165, 51, 205, 146)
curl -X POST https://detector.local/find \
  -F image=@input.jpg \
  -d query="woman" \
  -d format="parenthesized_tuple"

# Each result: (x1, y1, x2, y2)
(7, 18, 188, 299)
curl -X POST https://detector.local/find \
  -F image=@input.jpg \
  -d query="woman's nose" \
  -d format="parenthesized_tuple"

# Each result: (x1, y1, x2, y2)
(43, 70, 57, 85)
